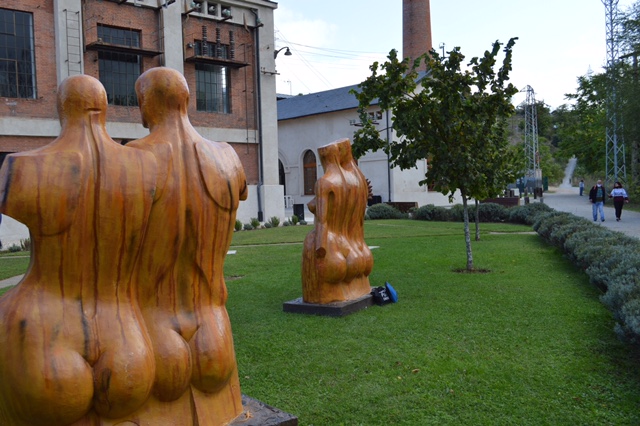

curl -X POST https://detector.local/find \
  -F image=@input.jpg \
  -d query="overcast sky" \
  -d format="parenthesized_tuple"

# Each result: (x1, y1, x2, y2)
(273, 0, 636, 110)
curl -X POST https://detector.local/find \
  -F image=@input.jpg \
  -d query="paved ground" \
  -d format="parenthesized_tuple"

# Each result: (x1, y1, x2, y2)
(541, 186, 640, 239)
(2, 187, 637, 290)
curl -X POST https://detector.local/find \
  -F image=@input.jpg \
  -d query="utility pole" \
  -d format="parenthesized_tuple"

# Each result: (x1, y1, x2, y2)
(603, 0, 626, 184)
(523, 85, 541, 196)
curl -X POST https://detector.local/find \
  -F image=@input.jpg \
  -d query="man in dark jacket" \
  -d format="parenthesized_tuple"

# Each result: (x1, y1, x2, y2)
(588, 179, 607, 222)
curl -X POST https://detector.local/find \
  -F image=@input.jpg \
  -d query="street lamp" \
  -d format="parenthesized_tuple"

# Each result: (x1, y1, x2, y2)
(274, 46, 292, 59)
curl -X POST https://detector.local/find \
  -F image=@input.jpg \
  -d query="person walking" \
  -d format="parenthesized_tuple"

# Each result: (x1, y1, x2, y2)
(609, 181, 630, 221)
(589, 179, 607, 222)
(579, 179, 585, 196)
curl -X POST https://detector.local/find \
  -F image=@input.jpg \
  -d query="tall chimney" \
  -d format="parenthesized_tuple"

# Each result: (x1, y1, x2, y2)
(403, 0, 433, 71)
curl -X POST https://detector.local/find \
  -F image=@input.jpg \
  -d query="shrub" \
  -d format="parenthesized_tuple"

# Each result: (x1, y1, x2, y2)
(532, 207, 640, 344)
(269, 216, 280, 228)
(243, 223, 254, 231)
(250, 217, 261, 229)
(474, 203, 509, 222)
(366, 203, 405, 220)
(235, 220, 242, 231)
(283, 221, 291, 227)
(299, 220, 308, 225)
(264, 222, 272, 229)
(508, 202, 553, 225)
(413, 204, 448, 221)
(291, 214, 299, 225)
(20, 238, 31, 251)
(7, 244, 21, 253)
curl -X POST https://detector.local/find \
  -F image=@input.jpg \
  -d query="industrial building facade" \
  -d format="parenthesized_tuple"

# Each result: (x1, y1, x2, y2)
(0, 0, 283, 222)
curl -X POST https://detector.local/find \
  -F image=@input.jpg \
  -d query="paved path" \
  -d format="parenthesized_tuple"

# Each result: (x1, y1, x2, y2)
(541, 186, 640, 239)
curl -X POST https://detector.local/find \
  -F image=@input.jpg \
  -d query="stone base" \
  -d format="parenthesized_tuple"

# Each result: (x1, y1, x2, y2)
(231, 395, 298, 426)
(283, 293, 373, 317)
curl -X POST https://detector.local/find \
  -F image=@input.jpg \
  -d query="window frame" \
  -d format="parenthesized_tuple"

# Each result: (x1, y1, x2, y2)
(0, 8, 36, 99)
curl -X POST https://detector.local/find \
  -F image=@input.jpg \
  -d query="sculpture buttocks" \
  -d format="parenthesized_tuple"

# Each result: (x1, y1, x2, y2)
(302, 138, 374, 304)
(0, 75, 157, 425)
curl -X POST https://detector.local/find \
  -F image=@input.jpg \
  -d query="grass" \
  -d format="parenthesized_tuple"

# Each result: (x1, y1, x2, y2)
(226, 220, 640, 425)
(1, 221, 639, 424)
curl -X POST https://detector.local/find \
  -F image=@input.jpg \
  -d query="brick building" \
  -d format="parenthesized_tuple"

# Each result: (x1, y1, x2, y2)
(0, 0, 283, 223)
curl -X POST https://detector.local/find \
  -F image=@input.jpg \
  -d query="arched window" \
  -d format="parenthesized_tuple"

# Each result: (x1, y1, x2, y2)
(303, 150, 317, 195)
(279, 159, 286, 194)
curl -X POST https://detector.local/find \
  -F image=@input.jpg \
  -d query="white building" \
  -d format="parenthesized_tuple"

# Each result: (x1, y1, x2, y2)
(276, 85, 454, 218)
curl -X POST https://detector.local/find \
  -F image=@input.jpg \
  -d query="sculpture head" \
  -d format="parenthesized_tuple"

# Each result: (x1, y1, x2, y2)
(135, 67, 190, 129)
(57, 75, 108, 126)
(317, 142, 341, 171)
(335, 138, 354, 166)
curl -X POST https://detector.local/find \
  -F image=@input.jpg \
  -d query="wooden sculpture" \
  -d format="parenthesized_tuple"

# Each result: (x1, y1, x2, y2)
(0, 69, 248, 426)
(0, 75, 158, 425)
(302, 138, 373, 304)
(127, 67, 248, 425)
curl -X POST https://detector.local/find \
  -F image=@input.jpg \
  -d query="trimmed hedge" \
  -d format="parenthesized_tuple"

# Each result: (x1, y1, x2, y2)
(532, 210, 640, 344)
(406, 199, 640, 345)
(366, 203, 406, 220)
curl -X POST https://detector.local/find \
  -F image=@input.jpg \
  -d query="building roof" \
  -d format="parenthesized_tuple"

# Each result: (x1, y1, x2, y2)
(277, 71, 429, 122)
(277, 84, 377, 121)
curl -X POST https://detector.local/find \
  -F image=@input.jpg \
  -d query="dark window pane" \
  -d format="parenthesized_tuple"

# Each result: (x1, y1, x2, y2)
(0, 9, 34, 99)
(195, 62, 230, 113)
(96, 25, 142, 106)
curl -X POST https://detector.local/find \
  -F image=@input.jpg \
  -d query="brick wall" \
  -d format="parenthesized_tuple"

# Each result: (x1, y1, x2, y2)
(0, 0, 260, 171)
(1, 1, 57, 120)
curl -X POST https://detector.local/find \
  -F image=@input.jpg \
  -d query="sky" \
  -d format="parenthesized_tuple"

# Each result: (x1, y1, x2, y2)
(273, 0, 636, 110)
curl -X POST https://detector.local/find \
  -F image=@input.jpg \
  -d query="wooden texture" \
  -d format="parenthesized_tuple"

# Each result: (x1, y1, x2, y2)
(302, 139, 373, 304)
(0, 70, 247, 425)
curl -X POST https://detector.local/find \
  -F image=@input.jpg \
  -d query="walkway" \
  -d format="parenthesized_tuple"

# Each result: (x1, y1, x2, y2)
(541, 186, 640, 239)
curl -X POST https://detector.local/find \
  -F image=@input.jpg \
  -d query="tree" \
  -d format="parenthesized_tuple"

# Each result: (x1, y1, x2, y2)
(351, 39, 519, 271)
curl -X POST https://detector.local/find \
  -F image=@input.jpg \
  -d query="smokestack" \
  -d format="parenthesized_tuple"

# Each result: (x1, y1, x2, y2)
(403, 0, 433, 71)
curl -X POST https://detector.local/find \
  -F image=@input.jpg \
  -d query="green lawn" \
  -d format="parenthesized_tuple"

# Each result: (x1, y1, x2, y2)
(1, 221, 639, 425)
(226, 220, 640, 425)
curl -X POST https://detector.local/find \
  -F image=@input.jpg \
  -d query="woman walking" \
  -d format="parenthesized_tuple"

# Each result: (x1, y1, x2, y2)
(609, 181, 630, 221)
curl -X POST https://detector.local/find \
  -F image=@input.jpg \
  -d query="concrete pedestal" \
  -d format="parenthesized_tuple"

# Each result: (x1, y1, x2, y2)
(231, 395, 298, 426)
(283, 293, 373, 317)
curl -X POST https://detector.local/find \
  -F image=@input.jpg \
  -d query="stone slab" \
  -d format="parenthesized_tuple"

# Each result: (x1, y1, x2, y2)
(282, 293, 374, 317)
(231, 395, 298, 426)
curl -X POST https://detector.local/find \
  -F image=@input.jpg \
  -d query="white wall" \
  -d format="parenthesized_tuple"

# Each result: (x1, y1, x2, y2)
(277, 106, 455, 209)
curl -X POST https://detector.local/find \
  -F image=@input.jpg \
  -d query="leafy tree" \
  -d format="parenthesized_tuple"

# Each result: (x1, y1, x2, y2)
(558, 73, 608, 177)
(351, 39, 519, 271)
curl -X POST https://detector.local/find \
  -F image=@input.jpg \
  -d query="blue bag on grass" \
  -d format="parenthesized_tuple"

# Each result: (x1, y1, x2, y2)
(385, 282, 398, 303)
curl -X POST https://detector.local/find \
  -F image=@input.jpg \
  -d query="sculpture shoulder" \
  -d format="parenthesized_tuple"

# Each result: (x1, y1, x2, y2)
(0, 150, 84, 235)
(194, 139, 247, 210)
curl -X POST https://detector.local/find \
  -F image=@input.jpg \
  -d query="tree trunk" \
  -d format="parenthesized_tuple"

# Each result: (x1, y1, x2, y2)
(462, 194, 474, 271)
(474, 199, 480, 241)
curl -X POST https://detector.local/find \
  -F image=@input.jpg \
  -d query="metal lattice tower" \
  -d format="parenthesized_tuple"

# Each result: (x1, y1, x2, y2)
(523, 85, 541, 192)
(603, 0, 627, 184)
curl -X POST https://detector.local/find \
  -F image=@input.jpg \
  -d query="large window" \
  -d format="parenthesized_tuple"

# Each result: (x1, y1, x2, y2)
(303, 150, 317, 195)
(0, 9, 35, 99)
(97, 25, 141, 106)
(195, 62, 230, 113)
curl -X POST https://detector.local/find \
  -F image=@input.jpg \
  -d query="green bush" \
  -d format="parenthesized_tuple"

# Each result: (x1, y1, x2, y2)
(250, 217, 261, 229)
(413, 204, 451, 221)
(291, 214, 299, 225)
(235, 219, 242, 231)
(366, 203, 405, 220)
(533, 208, 640, 344)
(7, 244, 20, 253)
(264, 222, 272, 229)
(243, 223, 254, 231)
(508, 202, 553, 225)
(20, 238, 31, 251)
(268, 216, 280, 228)
(471, 203, 510, 222)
